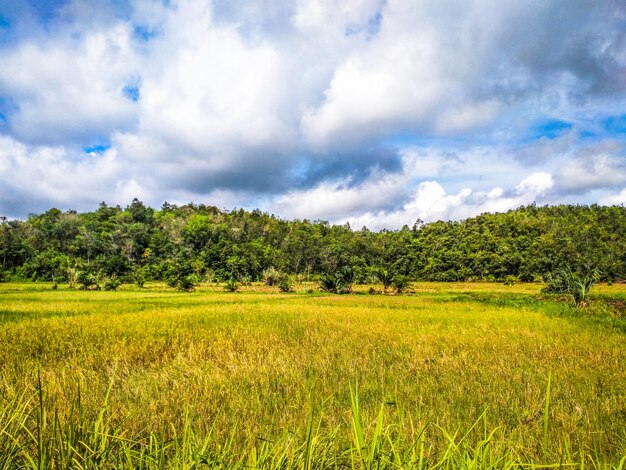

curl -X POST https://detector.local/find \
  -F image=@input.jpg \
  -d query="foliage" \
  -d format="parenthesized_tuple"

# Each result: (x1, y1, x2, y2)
(177, 276, 197, 292)
(373, 267, 394, 293)
(319, 274, 339, 293)
(133, 266, 146, 288)
(1, 202, 625, 284)
(319, 266, 354, 294)
(542, 267, 601, 307)
(263, 267, 282, 286)
(264, 267, 293, 292)
(503, 275, 517, 286)
(224, 278, 239, 292)
(103, 278, 122, 291)
(391, 274, 411, 294)
(372, 268, 412, 294)
(76, 269, 100, 290)
(278, 276, 293, 292)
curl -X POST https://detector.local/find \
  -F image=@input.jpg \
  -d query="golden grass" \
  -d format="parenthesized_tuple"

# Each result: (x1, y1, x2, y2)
(0, 281, 625, 467)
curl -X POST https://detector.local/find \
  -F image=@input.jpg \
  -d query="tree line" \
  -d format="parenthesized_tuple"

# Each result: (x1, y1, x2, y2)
(1, 200, 625, 286)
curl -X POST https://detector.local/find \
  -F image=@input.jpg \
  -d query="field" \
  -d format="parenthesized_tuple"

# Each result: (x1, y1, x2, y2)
(0, 282, 625, 468)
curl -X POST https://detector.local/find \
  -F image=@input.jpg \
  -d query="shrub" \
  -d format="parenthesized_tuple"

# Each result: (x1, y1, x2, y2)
(319, 266, 354, 294)
(542, 267, 601, 307)
(278, 276, 293, 293)
(391, 275, 411, 294)
(224, 278, 239, 292)
(263, 267, 282, 286)
(319, 275, 339, 293)
(103, 278, 122, 291)
(166, 273, 197, 292)
(372, 267, 394, 293)
(133, 267, 146, 288)
(176, 276, 196, 292)
(67, 266, 78, 289)
(77, 270, 100, 290)
(372, 267, 412, 294)
(503, 275, 517, 286)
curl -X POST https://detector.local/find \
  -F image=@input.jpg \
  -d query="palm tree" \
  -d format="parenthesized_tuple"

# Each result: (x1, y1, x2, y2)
(542, 266, 601, 307)
(374, 268, 394, 294)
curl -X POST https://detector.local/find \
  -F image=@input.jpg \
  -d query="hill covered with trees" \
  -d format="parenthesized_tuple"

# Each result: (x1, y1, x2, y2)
(1, 201, 625, 285)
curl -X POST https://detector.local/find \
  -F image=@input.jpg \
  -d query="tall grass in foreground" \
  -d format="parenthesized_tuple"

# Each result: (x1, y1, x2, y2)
(1, 377, 624, 469)
(1, 283, 625, 468)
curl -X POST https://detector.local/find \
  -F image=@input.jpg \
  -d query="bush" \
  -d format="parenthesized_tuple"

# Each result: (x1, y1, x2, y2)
(278, 276, 293, 293)
(372, 267, 394, 293)
(133, 267, 146, 288)
(166, 273, 197, 292)
(77, 270, 100, 290)
(319, 266, 354, 294)
(319, 275, 339, 293)
(503, 275, 517, 286)
(542, 267, 601, 307)
(224, 278, 239, 292)
(263, 267, 282, 286)
(264, 268, 292, 292)
(372, 267, 412, 294)
(103, 278, 122, 291)
(391, 275, 411, 294)
(176, 276, 197, 292)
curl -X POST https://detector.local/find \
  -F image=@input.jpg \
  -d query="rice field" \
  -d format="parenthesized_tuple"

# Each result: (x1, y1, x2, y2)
(0, 281, 625, 468)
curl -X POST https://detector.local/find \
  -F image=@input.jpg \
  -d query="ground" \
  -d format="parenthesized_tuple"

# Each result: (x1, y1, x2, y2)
(0, 281, 625, 468)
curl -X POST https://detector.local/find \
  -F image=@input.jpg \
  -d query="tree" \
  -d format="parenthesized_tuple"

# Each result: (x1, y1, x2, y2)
(373, 267, 394, 294)
(319, 265, 354, 294)
(542, 266, 601, 308)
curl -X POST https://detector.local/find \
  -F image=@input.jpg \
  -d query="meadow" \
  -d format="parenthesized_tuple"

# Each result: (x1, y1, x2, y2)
(0, 281, 625, 468)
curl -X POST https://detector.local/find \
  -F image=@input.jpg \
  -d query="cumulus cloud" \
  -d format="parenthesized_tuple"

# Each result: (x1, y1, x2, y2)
(0, 0, 625, 225)
(340, 171, 554, 230)
(273, 169, 410, 221)
(272, 143, 555, 229)
(553, 141, 626, 194)
(599, 188, 626, 206)
(0, 23, 139, 145)
(0, 136, 133, 217)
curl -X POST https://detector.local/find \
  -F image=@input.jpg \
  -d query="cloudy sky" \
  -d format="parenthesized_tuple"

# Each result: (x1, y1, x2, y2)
(0, 0, 625, 229)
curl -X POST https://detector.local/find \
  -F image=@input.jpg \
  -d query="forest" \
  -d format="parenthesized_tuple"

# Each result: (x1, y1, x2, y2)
(1, 200, 625, 287)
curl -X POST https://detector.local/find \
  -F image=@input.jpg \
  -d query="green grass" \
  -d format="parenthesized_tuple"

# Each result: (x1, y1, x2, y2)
(0, 281, 625, 468)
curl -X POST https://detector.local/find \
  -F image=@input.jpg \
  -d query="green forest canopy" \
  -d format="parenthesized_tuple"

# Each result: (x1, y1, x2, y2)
(1, 201, 625, 284)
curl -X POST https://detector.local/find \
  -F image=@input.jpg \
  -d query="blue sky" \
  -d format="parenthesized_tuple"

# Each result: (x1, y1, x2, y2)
(0, 0, 625, 228)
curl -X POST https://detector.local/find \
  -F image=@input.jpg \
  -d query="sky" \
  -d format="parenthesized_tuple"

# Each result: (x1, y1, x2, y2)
(0, 0, 625, 229)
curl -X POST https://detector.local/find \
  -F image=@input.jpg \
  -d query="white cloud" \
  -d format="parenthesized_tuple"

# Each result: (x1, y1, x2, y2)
(0, 24, 138, 144)
(554, 150, 626, 194)
(138, 1, 293, 154)
(599, 188, 626, 206)
(435, 100, 502, 134)
(0, 136, 143, 216)
(301, 35, 445, 145)
(516, 172, 553, 195)
(348, 170, 553, 229)
(273, 169, 409, 220)
(271, 148, 555, 229)
(0, 0, 625, 222)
